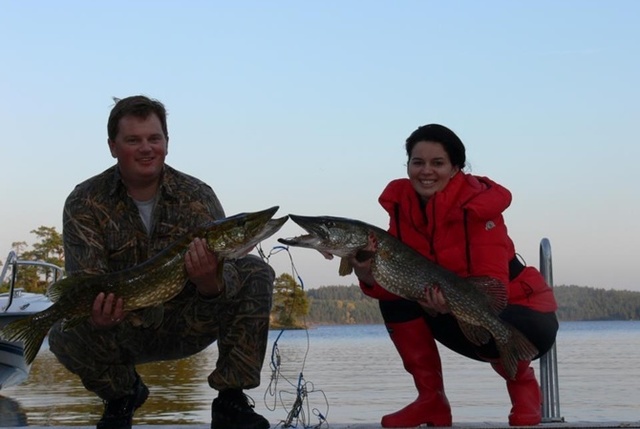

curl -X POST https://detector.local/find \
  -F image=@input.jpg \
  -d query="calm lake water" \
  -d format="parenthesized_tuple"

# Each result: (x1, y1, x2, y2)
(1, 321, 639, 426)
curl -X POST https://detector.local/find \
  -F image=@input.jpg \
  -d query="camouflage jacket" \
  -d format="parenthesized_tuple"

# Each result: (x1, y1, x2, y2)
(63, 164, 224, 276)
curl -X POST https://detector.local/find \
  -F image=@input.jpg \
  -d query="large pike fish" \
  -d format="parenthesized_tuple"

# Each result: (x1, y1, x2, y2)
(1, 206, 287, 365)
(278, 214, 538, 379)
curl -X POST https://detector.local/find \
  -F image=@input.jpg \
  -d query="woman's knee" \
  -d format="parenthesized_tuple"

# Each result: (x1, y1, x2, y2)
(379, 299, 424, 323)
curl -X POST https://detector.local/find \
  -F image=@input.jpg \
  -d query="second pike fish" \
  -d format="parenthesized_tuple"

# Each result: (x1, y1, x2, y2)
(1, 206, 288, 365)
(279, 214, 538, 379)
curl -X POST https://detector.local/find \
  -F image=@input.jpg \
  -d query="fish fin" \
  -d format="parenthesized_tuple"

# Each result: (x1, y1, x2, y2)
(496, 324, 540, 380)
(468, 276, 508, 313)
(0, 315, 48, 365)
(61, 316, 87, 331)
(47, 275, 91, 303)
(457, 319, 492, 345)
(47, 276, 73, 302)
(47, 282, 62, 302)
(338, 258, 354, 276)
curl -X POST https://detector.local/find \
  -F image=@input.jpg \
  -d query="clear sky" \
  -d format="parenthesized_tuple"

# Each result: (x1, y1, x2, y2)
(1, 1, 638, 292)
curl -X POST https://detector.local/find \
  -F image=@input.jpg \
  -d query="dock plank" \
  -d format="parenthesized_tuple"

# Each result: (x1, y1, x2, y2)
(6, 423, 640, 429)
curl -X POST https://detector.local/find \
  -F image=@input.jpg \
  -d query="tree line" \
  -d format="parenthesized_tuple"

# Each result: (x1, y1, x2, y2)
(1, 226, 64, 293)
(3, 226, 639, 324)
(302, 284, 640, 324)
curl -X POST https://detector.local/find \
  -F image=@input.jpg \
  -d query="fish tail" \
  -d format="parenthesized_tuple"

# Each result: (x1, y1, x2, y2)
(496, 326, 539, 380)
(0, 316, 50, 365)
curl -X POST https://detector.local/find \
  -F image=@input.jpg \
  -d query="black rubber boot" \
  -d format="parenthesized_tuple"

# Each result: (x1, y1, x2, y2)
(96, 376, 149, 429)
(211, 389, 270, 429)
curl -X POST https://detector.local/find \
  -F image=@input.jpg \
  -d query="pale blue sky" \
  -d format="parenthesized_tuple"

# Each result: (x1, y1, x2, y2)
(1, 1, 638, 291)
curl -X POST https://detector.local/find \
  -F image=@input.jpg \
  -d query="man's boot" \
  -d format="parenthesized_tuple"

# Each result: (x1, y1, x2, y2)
(381, 318, 452, 428)
(96, 376, 149, 429)
(492, 360, 542, 426)
(211, 389, 270, 429)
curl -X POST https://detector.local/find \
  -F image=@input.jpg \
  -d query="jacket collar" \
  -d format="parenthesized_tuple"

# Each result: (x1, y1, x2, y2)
(379, 173, 511, 221)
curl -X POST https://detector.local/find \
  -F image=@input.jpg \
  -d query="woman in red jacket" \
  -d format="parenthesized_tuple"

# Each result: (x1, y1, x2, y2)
(351, 124, 559, 428)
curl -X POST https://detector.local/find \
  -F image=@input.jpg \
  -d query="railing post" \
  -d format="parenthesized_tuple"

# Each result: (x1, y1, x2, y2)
(1, 251, 65, 312)
(538, 238, 564, 422)
(0, 251, 18, 312)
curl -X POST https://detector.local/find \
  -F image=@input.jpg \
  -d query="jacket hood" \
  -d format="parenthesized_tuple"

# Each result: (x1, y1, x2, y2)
(461, 174, 512, 219)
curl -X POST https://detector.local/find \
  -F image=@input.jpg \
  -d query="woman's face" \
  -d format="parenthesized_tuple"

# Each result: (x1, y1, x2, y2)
(407, 141, 459, 202)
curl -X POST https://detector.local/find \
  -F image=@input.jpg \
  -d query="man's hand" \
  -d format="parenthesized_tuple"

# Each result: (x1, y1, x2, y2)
(185, 237, 224, 297)
(91, 292, 126, 328)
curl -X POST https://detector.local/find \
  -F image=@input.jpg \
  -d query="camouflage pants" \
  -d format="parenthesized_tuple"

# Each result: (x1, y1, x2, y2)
(48, 255, 274, 400)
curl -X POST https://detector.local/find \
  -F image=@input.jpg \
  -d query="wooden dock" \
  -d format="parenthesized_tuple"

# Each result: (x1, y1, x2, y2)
(4, 423, 639, 429)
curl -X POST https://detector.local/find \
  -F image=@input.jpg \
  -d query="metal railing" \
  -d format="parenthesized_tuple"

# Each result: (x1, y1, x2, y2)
(1, 250, 65, 312)
(538, 238, 564, 423)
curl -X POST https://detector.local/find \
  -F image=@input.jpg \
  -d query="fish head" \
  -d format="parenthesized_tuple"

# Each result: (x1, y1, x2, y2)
(278, 214, 370, 258)
(226, 215, 289, 258)
(206, 206, 287, 257)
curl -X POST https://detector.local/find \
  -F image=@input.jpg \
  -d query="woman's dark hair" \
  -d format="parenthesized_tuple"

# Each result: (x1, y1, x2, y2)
(405, 124, 466, 170)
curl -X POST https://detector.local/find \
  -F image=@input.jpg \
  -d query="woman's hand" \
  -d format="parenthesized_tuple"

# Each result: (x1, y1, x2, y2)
(348, 233, 377, 286)
(185, 237, 224, 297)
(419, 286, 450, 314)
(91, 292, 126, 328)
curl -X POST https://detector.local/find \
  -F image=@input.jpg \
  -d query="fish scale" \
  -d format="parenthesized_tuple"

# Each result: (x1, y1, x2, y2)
(0, 206, 288, 365)
(279, 214, 538, 379)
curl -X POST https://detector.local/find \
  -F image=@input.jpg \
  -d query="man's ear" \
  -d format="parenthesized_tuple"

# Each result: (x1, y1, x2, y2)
(108, 139, 117, 158)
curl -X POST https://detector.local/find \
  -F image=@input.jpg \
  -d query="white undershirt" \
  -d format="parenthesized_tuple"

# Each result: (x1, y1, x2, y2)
(133, 196, 157, 234)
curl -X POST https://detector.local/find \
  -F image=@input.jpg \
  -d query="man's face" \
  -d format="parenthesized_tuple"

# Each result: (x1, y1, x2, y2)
(108, 114, 168, 187)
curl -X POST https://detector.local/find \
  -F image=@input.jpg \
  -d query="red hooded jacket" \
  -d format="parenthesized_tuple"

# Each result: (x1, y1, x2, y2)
(359, 173, 557, 312)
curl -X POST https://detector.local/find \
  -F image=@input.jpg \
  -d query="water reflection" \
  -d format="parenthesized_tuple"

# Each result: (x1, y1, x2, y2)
(3, 348, 227, 426)
(0, 395, 27, 427)
(2, 322, 640, 426)
(1, 328, 343, 427)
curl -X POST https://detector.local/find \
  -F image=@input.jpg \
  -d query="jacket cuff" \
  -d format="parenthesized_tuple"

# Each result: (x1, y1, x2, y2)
(359, 280, 401, 301)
